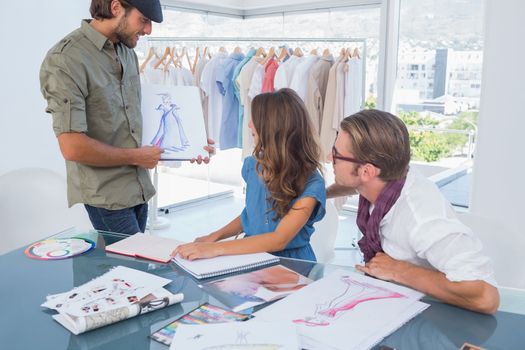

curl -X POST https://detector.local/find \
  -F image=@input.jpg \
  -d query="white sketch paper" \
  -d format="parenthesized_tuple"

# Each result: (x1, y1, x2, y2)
(142, 85, 208, 160)
(254, 269, 429, 350)
(170, 321, 299, 350)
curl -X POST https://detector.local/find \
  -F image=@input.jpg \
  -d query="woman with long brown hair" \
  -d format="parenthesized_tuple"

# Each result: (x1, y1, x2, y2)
(172, 88, 326, 261)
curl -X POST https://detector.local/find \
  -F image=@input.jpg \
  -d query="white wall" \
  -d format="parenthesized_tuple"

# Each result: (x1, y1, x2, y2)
(471, 1, 525, 243)
(0, 1, 90, 176)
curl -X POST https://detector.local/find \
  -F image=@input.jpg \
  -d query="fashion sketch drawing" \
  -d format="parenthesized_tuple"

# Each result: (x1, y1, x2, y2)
(150, 93, 190, 151)
(293, 276, 405, 327)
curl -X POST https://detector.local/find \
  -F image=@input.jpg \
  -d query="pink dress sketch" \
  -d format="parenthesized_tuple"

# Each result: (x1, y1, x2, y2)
(150, 93, 190, 152)
(293, 276, 405, 327)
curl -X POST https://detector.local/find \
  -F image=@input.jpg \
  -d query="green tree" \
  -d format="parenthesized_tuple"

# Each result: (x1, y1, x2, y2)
(398, 110, 477, 162)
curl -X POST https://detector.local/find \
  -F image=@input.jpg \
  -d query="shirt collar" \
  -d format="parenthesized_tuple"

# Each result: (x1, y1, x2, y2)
(81, 19, 112, 51)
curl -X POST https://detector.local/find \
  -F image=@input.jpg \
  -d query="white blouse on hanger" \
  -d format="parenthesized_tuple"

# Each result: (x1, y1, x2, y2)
(248, 63, 265, 100)
(141, 60, 167, 85)
(200, 52, 228, 143)
(343, 57, 364, 118)
(168, 66, 194, 86)
(289, 54, 320, 101)
(274, 55, 303, 90)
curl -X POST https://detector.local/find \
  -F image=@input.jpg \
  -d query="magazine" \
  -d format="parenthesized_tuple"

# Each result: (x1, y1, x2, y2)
(42, 266, 183, 334)
(150, 303, 252, 346)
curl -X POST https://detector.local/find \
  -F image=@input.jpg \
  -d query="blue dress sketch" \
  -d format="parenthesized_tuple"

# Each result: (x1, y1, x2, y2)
(150, 93, 190, 152)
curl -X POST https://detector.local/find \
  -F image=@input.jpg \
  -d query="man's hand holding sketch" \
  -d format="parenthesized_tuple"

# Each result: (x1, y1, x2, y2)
(133, 145, 164, 169)
(191, 138, 216, 164)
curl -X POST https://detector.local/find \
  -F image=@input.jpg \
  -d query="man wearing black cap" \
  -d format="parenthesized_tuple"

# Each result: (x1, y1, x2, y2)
(39, 0, 210, 235)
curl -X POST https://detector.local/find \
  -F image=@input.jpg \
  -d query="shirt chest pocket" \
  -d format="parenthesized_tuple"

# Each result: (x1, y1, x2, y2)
(85, 82, 125, 139)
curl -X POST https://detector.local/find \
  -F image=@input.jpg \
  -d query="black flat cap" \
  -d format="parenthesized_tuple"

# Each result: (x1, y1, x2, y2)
(128, 0, 163, 23)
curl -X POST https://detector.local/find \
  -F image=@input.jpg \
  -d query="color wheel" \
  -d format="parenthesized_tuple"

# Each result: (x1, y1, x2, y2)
(25, 238, 95, 260)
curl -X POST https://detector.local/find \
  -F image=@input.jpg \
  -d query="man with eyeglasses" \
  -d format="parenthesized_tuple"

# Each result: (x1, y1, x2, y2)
(326, 109, 499, 314)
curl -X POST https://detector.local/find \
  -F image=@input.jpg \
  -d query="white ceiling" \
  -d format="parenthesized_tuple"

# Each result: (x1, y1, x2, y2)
(162, 0, 326, 10)
(161, 0, 380, 16)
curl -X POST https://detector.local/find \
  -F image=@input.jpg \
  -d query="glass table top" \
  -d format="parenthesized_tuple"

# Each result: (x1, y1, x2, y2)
(1, 228, 524, 350)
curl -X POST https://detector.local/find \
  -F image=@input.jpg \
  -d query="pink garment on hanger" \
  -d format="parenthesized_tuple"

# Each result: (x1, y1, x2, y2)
(261, 59, 279, 93)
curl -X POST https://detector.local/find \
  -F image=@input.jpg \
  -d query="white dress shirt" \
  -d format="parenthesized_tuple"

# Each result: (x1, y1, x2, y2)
(379, 169, 497, 286)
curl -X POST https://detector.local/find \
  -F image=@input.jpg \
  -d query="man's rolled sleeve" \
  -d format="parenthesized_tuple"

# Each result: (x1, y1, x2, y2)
(40, 54, 87, 137)
(410, 218, 497, 286)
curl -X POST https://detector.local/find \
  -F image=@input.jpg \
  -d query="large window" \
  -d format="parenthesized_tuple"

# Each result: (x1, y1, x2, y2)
(392, 0, 485, 208)
(135, 6, 381, 208)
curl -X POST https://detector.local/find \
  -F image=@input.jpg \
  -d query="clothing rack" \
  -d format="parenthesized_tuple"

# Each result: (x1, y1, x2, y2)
(145, 36, 367, 109)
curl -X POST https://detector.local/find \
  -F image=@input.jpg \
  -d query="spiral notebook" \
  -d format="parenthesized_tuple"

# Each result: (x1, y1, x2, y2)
(172, 252, 280, 279)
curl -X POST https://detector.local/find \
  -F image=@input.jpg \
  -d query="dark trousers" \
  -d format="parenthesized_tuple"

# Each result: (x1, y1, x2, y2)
(84, 203, 148, 235)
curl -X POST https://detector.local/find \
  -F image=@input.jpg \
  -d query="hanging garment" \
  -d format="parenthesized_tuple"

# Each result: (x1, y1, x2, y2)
(200, 51, 228, 143)
(305, 54, 335, 135)
(261, 58, 279, 93)
(274, 55, 303, 90)
(194, 56, 210, 136)
(343, 57, 364, 118)
(167, 66, 194, 86)
(237, 56, 263, 159)
(248, 62, 265, 100)
(216, 52, 245, 150)
(319, 56, 344, 162)
(141, 60, 167, 85)
(232, 48, 256, 147)
(289, 54, 320, 101)
(332, 58, 347, 130)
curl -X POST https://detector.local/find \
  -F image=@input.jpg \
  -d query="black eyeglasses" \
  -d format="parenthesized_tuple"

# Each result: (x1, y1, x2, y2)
(331, 145, 367, 165)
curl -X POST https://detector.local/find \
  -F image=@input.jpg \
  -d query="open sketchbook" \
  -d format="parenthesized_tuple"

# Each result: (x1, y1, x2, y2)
(141, 85, 208, 161)
(172, 252, 280, 279)
(105, 233, 184, 263)
(42, 266, 183, 335)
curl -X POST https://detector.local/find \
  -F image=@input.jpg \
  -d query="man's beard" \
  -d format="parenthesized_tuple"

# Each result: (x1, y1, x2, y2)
(115, 15, 139, 48)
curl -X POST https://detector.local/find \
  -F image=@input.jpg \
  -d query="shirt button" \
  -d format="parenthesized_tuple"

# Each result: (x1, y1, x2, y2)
(131, 129, 135, 134)
(63, 98, 68, 103)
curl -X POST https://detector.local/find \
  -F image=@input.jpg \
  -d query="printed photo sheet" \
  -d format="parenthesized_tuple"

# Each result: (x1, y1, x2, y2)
(201, 264, 313, 312)
(254, 269, 429, 350)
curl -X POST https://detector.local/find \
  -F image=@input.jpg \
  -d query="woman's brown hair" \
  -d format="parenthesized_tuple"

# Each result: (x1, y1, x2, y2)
(251, 88, 322, 220)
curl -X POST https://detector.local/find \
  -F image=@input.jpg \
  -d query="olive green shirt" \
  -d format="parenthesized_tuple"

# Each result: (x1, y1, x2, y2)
(40, 20, 155, 210)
